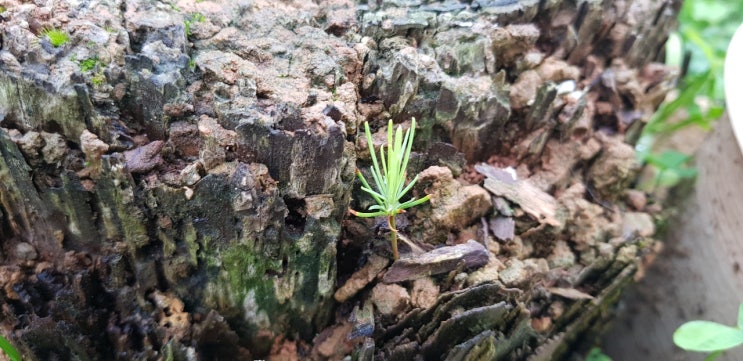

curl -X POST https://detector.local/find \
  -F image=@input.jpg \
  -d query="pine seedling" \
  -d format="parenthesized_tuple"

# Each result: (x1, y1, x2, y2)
(350, 118, 430, 260)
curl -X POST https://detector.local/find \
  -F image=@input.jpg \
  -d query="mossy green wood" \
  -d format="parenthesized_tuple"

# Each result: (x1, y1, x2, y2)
(350, 118, 430, 260)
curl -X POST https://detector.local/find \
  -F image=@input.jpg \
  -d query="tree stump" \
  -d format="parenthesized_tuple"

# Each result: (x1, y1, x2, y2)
(0, 0, 679, 360)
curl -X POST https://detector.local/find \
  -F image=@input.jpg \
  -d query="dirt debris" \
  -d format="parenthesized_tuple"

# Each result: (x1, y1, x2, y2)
(530, 139, 601, 192)
(179, 161, 204, 186)
(499, 258, 549, 287)
(415, 166, 492, 243)
(622, 212, 656, 238)
(536, 57, 581, 83)
(588, 134, 641, 201)
(410, 277, 440, 310)
(15, 243, 38, 261)
(39, 131, 67, 164)
(559, 182, 618, 250)
(197, 116, 237, 147)
(531, 316, 552, 333)
(547, 240, 576, 269)
(151, 291, 192, 342)
(467, 257, 505, 286)
(370, 283, 411, 317)
(0, 266, 23, 300)
(334, 254, 389, 303)
(269, 337, 299, 361)
(510, 70, 543, 110)
(312, 322, 357, 360)
(124, 140, 164, 174)
(624, 189, 648, 211)
(168, 121, 202, 158)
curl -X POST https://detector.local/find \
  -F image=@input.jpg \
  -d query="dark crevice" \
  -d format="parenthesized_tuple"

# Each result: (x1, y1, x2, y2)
(574, 1, 588, 31)
(283, 197, 307, 237)
(652, 1, 668, 26)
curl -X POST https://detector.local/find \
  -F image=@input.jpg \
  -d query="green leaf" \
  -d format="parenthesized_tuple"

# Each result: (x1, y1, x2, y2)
(356, 171, 384, 206)
(364, 122, 384, 195)
(665, 32, 683, 68)
(350, 210, 387, 218)
(645, 150, 697, 187)
(674, 167, 698, 179)
(673, 321, 743, 352)
(690, 1, 728, 23)
(737, 303, 743, 329)
(399, 194, 431, 210)
(0, 334, 21, 361)
(646, 151, 690, 170)
(656, 169, 681, 187)
(707, 105, 725, 124)
(585, 347, 612, 361)
(644, 70, 711, 135)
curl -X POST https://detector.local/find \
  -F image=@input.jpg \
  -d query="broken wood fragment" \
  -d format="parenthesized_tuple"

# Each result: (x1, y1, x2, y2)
(548, 287, 595, 300)
(476, 163, 563, 229)
(334, 255, 390, 302)
(383, 240, 489, 283)
(489, 216, 515, 241)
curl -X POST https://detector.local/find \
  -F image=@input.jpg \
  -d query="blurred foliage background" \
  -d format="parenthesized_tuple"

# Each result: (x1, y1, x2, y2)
(635, 0, 743, 189)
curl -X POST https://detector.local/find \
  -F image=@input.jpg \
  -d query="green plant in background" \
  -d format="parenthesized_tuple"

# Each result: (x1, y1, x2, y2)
(40, 28, 70, 48)
(184, 12, 206, 37)
(91, 73, 106, 86)
(0, 333, 21, 361)
(166, 1, 180, 12)
(79, 57, 100, 72)
(350, 118, 431, 261)
(77, 56, 107, 87)
(644, 150, 698, 188)
(636, 0, 743, 187)
(673, 303, 743, 360)
(585, 347, 612, 361)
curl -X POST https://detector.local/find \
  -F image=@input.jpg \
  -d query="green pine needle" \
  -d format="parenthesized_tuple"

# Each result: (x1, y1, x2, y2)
(0, 333, 21, 361)
(351, 118, 430, 218)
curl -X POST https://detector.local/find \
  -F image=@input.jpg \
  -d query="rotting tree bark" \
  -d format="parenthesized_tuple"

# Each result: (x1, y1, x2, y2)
(0, 0, 678, 360)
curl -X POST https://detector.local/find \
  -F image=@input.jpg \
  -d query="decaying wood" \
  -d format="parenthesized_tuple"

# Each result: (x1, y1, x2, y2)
(490, 217, 516, 241)
(335, 255, 390, 303)
(382, 240, 489, 283)
(0, 0, 680, 359)
(476, 163, 563, 228)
